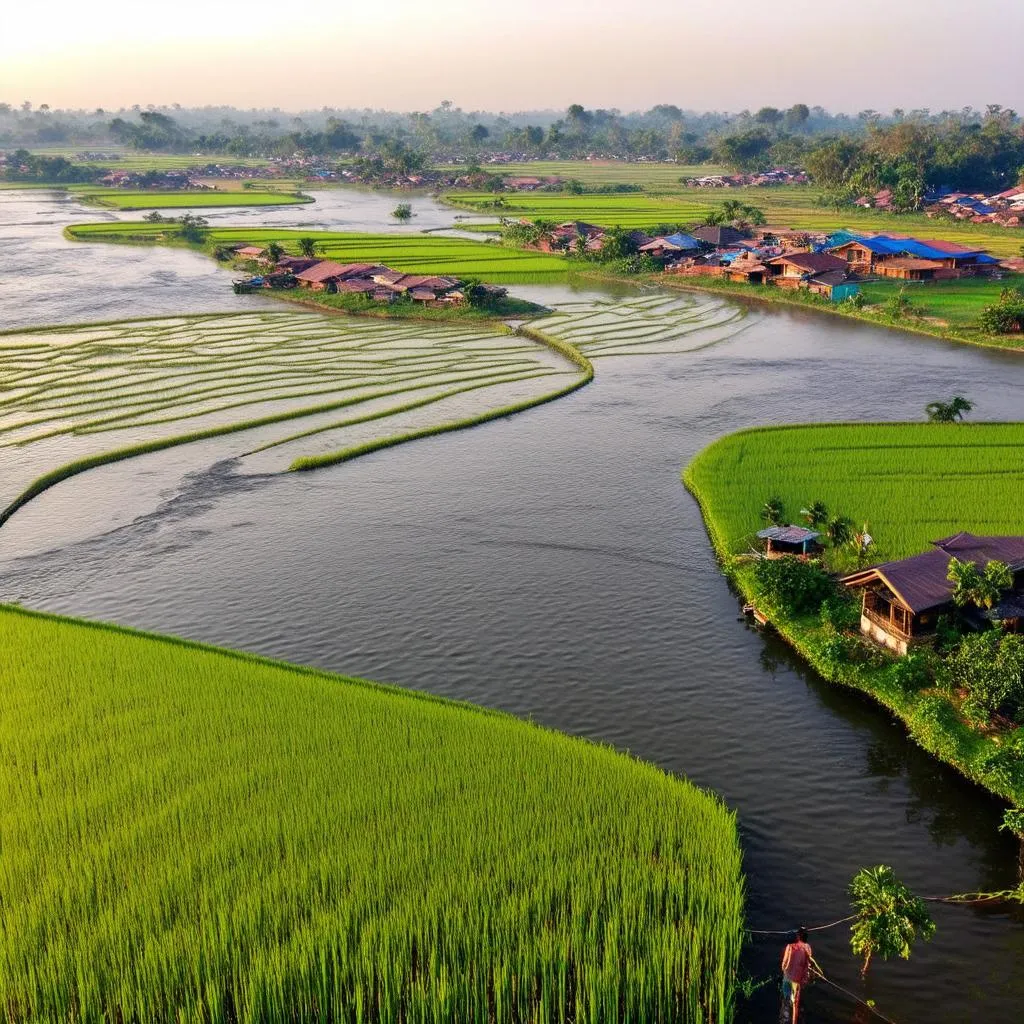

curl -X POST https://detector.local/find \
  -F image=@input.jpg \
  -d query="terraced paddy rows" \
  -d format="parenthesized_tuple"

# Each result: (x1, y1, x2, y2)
(0, 312, 583, 523)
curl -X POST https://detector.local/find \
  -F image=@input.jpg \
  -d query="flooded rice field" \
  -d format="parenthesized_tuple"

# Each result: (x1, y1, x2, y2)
(2, 188, 1023, 1022)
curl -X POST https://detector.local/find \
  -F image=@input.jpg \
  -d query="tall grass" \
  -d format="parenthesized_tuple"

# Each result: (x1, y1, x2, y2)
(685, 423, 1024, 568)
(0, 605, 745, 1023)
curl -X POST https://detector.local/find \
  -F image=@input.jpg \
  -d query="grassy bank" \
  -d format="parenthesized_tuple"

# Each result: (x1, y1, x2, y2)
(65, 221, 570, 283)
(655, 273, 1024, 353)
(76, 188, 312, 209)
(685, 423, 1024, 806)
(445, 181, 1024, 257)
(0, 604, 744, 1023)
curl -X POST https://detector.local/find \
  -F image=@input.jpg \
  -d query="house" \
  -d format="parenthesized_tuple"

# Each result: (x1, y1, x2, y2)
(804, 270, 862, 302)
(826, 233, 999, 279)
(842, 533, 1024, 655)
(723, 249, 770, 284)
(691, 225, 748, 248)
(766, 251, 849, 287)
(638, 233, 702, 259)
(234, 245, 267, 260)
(276, 256, 320, 274)
(757, 525, 823, 559)
(293, 261, 359, 291)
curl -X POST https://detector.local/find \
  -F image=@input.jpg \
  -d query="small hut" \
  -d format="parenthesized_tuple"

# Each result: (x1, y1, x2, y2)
(757, 525, 822, 559)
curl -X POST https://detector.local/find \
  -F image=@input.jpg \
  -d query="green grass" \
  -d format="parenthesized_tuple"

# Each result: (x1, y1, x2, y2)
(0, 604, 744, 1024)
(859, 277, 1019, 329)
(66, 222, 570, 282)
(446, 183, 1024, 257)
(685, 423, 1024, 568)
(77, 189, 311, 210)
(685, 423, 1024, 806)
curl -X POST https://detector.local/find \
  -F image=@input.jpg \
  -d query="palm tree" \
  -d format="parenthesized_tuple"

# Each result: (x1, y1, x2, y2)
(826, 515, 853, 547)
(761, 496, 785, 526)
(264, 241, 284, 264)
(297, 237, 320, 258)
(947, 557, 1013, 610)
(925, 396, 973, 422)
(800, 500, 829, 527)
(849, 866, 936, 977)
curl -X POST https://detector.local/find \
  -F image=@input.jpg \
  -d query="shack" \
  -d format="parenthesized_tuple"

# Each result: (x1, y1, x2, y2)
(757, 525, 822, 558)
(842, 533, 1024, 655)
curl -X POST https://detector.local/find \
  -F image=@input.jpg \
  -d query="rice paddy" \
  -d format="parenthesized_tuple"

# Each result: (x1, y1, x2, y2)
(77, 189, 311, 209)
(0, 604, 747, 1023)
(0, 312, 583, 523)
(66, 223, 571, 282)
(685, 423, 1024, 566)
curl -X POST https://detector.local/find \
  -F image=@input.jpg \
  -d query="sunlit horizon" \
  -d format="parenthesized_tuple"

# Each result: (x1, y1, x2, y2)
(3, 0, 1023, 114)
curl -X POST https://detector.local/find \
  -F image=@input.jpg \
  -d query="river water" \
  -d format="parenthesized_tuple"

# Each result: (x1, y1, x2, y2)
(2, 188, 1023, 1023)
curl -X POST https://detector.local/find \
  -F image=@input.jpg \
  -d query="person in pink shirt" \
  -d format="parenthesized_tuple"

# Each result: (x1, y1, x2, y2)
(781, 927, 813, 1023)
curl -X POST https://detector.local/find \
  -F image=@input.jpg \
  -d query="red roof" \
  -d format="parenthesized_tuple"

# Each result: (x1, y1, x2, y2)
(768, 251, 848, 274)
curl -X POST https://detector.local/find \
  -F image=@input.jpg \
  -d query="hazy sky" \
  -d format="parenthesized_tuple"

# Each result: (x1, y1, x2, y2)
(3, 0, 1023, 114)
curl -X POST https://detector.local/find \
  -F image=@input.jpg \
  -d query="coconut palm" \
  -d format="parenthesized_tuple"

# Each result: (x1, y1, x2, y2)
(925, 396, 974, 422)
(761, 496, 785, 526)
(826, 515, 853, 547)
(947, 557, 1013, 610)
(297, 237, 320, 258)
(800, 500, 829, 527)
(849, 865, 935, 977)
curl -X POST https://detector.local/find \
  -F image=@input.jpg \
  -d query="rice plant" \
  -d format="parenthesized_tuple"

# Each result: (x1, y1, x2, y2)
(0, 605, 746, 1023)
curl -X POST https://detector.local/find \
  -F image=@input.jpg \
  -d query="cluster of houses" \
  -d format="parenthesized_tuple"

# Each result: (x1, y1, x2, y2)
(639, 225, 1010, 300)
(682, 169, 809, 188)
(96, 163, 285, 189)
(231, 247, 505, 306)
(855, 185, 1024, 227)
(757, 526, 1024, 657)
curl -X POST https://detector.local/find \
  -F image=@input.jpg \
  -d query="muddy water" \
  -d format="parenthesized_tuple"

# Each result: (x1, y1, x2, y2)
(2, 189, 1023, 1022)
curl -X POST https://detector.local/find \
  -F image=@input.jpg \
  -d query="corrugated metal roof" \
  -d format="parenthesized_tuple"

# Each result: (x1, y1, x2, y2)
(757, 525, 821, 544)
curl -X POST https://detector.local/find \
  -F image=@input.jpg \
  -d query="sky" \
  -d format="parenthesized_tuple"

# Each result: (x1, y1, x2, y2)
(3, 0, 1023, 114)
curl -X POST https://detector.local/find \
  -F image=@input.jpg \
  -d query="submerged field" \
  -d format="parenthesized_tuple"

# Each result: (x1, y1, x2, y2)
(0, 605, 746, 1022)
(66, 222, 570, 281)
(0, 311, 584, 522)
(76, 189, 311, 209)
(686, 422, 1024, 566)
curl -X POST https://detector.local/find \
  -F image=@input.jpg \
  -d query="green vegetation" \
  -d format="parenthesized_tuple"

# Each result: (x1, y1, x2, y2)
(66, 222, 570, 282)
(0, 604, 745, 1023)
(271, 287, 549, 321)
(77, 189, 311, 209)
(447, 184, 1024, 258)
(685, 422, 1024, 807)
(686, 423, 1024, 565)
(0, 312, 583, 525)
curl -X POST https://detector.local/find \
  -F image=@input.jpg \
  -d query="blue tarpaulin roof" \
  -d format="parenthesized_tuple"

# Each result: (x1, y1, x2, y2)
(827, 232, 987, 260)
(663, 232, 701, 249)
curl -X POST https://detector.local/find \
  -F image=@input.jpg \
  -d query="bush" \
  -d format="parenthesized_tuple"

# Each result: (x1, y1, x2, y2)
(913, 694, 958, 737)
(891, 651, 935, 693)
(754, 557, 835, 615)
(821, 592, 860, 632)
(943, 631, 1024, 725)
(978, 746, 1024, 789)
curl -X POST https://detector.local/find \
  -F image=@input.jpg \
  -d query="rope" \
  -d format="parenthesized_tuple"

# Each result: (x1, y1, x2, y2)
(748, 913, 857, 936)
(808, 959, 901, 1024)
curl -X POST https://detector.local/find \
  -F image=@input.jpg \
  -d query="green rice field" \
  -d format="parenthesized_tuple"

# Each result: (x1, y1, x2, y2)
(76, 189, 311, 209)
(0, 605, 746, 1023)
(0, 311, 583, 523)
(448, 182, 1024, 257)
(685, 423, 1024, 567)
(66, 223, 570, 282)
(860, 277, 1020, 329)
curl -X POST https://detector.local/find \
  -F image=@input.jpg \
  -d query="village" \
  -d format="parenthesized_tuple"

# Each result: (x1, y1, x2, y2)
(856, 183, 1024, 226)
(230, 246, 507, 307)
(513, 217, 1017, 302)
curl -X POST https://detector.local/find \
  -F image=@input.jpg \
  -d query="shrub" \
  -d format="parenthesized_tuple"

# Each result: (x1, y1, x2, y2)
(821, 592, 860, 632)
(914, 694, 957, 733)
(891, 651, 934, 693)
(754, 557, 835, 615)
(978, 746, 1024, 789)
(943, 631, 1024, 725)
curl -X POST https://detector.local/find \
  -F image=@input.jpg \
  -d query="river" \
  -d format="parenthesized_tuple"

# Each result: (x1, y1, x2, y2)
(1, 187, 1022, 1023)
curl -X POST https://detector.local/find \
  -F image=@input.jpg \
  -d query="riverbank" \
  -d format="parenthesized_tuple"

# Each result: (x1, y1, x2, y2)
(0, 603, 744, 1022)
(685, 423, 1024, 810)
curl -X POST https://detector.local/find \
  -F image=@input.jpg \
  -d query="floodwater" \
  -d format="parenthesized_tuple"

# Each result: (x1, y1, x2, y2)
(2, 188, 1023, 1023)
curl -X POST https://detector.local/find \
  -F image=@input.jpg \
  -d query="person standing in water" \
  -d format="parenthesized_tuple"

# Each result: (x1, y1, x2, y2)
(781, 927, 813, 1023)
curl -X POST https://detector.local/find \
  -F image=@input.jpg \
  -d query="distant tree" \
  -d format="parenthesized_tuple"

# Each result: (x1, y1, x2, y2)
(177, 213, 209, 244)
(754, 106, 784, 127)
(297, 237, 320, 257)
(784, 103, 811, 130)
(925, 396, 973, 422)
(761, 496, 785, 526)
(469, 123, 489, 144)
(849, 866, 935, 977)
(391, 203, 413, 221)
